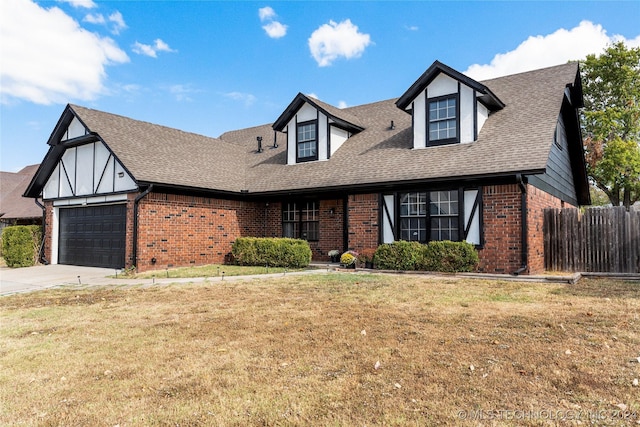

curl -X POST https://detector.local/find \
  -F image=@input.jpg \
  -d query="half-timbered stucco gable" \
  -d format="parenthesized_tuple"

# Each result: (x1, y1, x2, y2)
(272, 93, 365, 165)
(395, 60, 504, 149)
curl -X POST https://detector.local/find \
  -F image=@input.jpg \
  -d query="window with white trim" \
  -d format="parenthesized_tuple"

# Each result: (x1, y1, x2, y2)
(297, 121, 318, 161)
(428, 95, 458, 145)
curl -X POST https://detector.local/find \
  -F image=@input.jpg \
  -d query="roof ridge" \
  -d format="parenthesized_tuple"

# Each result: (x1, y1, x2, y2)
(70, 104, 225, 143)
(478, 61, 578, 84)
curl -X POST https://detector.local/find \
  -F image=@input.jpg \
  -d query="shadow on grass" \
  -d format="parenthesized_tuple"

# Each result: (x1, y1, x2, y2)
(551, 278, 640, 299)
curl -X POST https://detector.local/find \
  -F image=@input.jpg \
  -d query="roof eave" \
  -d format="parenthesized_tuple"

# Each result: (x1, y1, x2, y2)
(272, 93, 364, 133)
(396, 60, 505, 112)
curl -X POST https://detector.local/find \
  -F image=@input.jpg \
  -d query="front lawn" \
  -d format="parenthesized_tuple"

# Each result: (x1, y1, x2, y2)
(1, 275, 638, 426)
(118, 263, 305, 279)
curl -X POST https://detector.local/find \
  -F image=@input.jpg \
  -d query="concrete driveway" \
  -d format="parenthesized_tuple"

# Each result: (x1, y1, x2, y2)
(0, 264, 116, 296)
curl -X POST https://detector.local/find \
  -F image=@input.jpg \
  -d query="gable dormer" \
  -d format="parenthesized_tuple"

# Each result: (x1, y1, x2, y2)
(396, 61, 504, 149)
(272, 93, 364, 165)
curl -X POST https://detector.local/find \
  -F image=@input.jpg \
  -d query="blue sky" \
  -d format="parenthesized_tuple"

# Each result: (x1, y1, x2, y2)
(1, 0, 639, 172)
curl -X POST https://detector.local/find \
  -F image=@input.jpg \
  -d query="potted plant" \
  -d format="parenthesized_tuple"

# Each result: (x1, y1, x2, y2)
(340, 250, 358, 269)
(328, 249, 340, 263)
(358, 248, 376, 269)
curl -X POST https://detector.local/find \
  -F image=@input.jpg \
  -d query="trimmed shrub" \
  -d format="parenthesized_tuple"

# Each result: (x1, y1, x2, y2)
(421, 240, 479, 273)
(373, 240, 479, 273)
(1, 225, 42, 268)
(231, 237, 312, 268)
(373, 241, 425, 271)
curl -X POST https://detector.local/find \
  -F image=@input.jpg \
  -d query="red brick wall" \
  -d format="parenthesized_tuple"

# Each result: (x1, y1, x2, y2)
(526, 185, 570, 274)
(135, 193, 264, 272)
(136, 196, 345, 270)
(478, 184, 523, 274)
(313, 199, 344, 261)
(347, 194, 379, 253)
(42, 201, 53, 265)
(478, 184, 570, 275)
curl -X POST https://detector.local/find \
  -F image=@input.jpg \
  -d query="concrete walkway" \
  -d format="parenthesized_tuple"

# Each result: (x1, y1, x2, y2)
(0, 264, 339, 296)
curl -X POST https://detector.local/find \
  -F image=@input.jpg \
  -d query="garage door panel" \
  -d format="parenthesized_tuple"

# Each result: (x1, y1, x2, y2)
(59, 204, 126, 268)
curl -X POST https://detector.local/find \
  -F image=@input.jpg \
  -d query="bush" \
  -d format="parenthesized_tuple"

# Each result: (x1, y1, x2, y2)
(357, 248, 376, 264)
(421, 240, 479, 273)
(1, 225, 42, 268)
(373, 241, 425, 271)
(373, 240, 479, 273)
(231, 237, 312, 268)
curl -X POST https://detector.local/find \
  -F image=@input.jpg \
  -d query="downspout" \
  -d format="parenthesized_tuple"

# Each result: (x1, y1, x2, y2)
(133, 184, 153, 270)
(513, 174, 528, 275)
(34, 198, 48, 265)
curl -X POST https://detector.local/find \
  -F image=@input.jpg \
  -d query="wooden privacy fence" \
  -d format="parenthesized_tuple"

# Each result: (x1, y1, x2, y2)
(544, 206, 640, 273)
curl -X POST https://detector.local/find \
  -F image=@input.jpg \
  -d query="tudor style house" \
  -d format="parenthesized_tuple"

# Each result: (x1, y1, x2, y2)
(24, 61, 590, 274)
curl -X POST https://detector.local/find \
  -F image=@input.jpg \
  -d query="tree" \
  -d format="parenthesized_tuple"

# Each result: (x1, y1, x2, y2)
(581, 42, 640, 208)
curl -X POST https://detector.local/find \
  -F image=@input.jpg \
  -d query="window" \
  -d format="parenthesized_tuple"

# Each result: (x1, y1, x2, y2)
(282, 201, 319, 241)
(400, 192, 427, 241)
(428, 96, 458, 144)
(429, 190, 459, 241)
(297, 121, 317, 161)
(399, 190, 459, 242)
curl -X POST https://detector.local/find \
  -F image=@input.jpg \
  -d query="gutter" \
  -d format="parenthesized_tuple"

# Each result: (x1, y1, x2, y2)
(132, 184, 153, 270)
(34, 198, 48, 265)
(512, 174, 528, 275)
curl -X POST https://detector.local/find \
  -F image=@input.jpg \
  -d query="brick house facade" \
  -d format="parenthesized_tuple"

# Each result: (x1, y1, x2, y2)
(26, 61, 590, 275)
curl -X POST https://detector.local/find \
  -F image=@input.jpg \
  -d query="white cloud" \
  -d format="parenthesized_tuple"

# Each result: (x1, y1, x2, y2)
(132, 41, 156, 57)
(84, 10, 127, 34)
(224, 91, 257, 106)
(108, 11, 126, 35)
(169, 84, 197, 102)
(132, 39, 176, 58)
(405, 25, 419, 31)
(465, 20, 640, 80)
(306, 93, 318, 99)
(259, 6, 287, 39)
(258, 6, 276, 22)
(58, 0, 96, 8)
(263, 21, 287, 39)
(83, 13, 105, 24)
(308, 19, 372, 67)
(337, 100, 348, 109)
(0, 0, 129, 105)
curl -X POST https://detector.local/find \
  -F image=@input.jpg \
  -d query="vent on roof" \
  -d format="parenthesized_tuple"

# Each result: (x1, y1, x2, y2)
(257, 136, 263, 153)
(272, 131, 278, 148)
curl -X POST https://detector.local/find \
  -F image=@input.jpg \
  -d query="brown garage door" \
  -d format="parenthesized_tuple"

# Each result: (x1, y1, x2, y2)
(58, 204, 126, 268)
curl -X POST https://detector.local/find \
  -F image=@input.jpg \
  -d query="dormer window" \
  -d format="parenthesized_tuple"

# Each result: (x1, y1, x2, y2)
(395, 61, 504, 149)
(428, 95, 459, 145)
(297, 121, 318, 162)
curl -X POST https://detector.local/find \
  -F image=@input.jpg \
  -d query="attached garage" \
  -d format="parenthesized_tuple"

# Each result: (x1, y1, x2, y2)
(58, 204, 126, 269)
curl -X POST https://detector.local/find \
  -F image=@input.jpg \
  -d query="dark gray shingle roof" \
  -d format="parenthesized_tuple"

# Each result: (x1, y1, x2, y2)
(69, 105, 248, 192)
(33, 62, 580, 196)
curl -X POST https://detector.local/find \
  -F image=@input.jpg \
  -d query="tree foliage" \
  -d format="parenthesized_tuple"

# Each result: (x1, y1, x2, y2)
(581, 42, 640, 208)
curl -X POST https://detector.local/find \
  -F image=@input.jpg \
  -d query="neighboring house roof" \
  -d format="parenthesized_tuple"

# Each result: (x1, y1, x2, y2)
(25, 61, 589, 203)
(1, 165, 42, 220)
